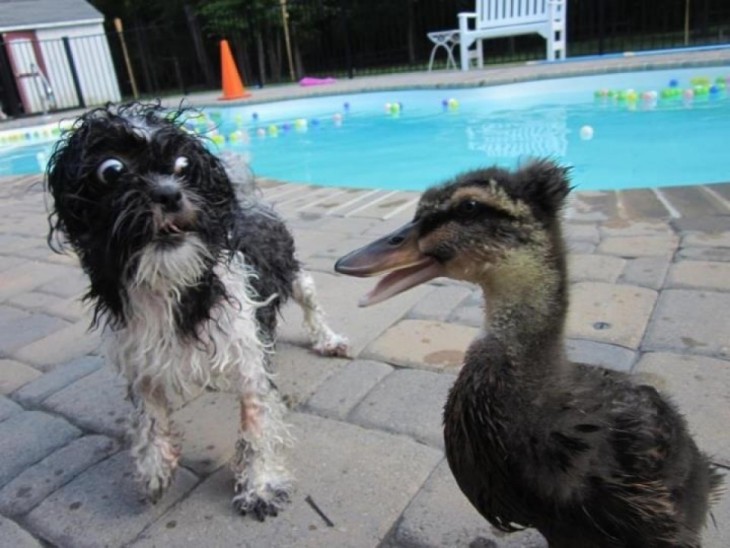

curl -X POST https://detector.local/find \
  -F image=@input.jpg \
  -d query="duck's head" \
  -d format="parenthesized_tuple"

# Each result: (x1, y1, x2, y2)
(335, 159, 572, 307)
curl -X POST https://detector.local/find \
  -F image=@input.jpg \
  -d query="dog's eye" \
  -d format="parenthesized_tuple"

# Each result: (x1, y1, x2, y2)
(97, 158, 126, 183)
(173, 156, 189, 175)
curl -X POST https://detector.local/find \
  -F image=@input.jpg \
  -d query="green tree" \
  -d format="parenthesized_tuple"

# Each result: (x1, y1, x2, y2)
(196, 0, 284, 84)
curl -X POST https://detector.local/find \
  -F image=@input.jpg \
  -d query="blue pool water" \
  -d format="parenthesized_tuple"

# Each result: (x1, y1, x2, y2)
(1, 66, 729, 191)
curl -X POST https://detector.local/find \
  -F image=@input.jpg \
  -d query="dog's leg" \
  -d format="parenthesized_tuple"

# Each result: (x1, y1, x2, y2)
(292, 271, 349, 356)
(128, 378, 179, 503)
(231, 381, 293, 520)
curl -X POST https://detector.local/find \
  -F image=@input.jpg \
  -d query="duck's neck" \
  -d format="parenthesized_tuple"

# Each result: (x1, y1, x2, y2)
(478, 236, 568, 376)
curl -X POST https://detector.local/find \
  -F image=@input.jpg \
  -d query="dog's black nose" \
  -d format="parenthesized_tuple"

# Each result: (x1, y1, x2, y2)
(151, 183, 183, 212)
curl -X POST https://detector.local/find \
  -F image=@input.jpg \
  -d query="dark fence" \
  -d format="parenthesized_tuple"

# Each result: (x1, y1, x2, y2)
(1, 0, 729, 118)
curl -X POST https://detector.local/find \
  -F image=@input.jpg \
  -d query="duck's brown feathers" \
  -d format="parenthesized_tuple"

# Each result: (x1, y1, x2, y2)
(445, 337, 721, 547)
(336, 159, 723, 548)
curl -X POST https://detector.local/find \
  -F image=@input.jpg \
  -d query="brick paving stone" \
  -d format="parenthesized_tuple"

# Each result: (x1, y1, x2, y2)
(634, 352, 730, 467)
(677, 246, 730, 262)
(11, 246, 69, 263)
(272, 342, 349, 410)
(348, 191, 416, 220)
(299, 255, 343, 273)
(565, 191, 619, 222)
(618, 188, 672, 220)
(277, 270, 431, 358)
(597, 235, 678, 258)
(0, 359, 41, 394)
(406, 285, 471, 322)
(0, 306, 69, 357)
(0, 435, 119, 517)
(131, 412, 442, 548)
(563, 222, 600, 244)
(566, 241, 597, 254)
(447, 302, 484, 328)
(660, 186, 728, 218)
(0, 516, 43, 548)
(618, 257, 671, 289)
(0, 411, 81, 488)
(349, 368, 455, 448)
(600, 219, 674, 237)
(0, 262, 74, 301)
(643, 290, 730, 358)
(6, 290, 86, 321)
(12, 355, 103, 407)
(672, 216, 730, 234)
(41, 367, 132, 438)
(308, 215, 383, 238)
(667, 261, 730, 291)
(309, 235, 378, 260)
(44, 252, 82, 267)
(24, 451, 198, 548)
(708, 182, 730, 201)
(361, 214, 419, 238)
(390, 459, 547, 548)
(37, 269, 88, 298)
(0, 394, 22, 422)
(363, 319, 479, 372)
(0, 234, 38, 253)
(300, 190, 389, 220)
(305, 359, 393, 420)
(275, 186, 346, 213)
(681, 231, 730, 248)
(565, 339, 637, 372)
(172, 390, 239, 477)
(0, 255, 26, 273)
(566, 282, 657, 349)
(288, 227, 350, 261)
(568, 254, 626, 283)
(12, 320, 101, 371)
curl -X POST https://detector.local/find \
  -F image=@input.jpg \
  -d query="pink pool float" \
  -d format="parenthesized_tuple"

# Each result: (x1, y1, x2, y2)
(299, 77, 337, 87)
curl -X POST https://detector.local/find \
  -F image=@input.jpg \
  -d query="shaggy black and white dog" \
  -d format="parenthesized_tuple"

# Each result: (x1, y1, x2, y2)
(46, 102, 348, 519)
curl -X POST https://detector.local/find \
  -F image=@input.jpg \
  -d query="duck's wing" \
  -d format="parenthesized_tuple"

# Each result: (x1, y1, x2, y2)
(527, 369, 714, 545)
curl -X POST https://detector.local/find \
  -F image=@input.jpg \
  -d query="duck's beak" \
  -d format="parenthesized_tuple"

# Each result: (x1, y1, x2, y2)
(335, 220, 445, 307)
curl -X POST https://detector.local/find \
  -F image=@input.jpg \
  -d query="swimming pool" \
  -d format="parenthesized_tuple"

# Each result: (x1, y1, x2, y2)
(1, 66, 729, 191)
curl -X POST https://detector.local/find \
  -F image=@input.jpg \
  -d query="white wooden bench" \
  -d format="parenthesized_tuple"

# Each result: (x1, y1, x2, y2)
(458, 0, 567, 71)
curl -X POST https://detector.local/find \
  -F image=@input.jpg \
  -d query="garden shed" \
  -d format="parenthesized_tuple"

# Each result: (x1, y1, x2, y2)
(0, 0, 121, 115)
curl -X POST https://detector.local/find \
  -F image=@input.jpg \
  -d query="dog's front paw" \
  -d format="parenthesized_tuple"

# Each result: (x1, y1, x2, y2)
(132, 439, 179, 504)
(144, 471, 174, 504)
(232, 479, 291, 521)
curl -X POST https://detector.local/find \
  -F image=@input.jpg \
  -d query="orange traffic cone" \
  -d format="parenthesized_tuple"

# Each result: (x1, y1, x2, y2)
(219, 40, 251, 100)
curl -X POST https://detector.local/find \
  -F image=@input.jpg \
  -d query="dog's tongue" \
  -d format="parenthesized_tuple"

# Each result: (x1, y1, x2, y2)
(160, 220, 182, 234)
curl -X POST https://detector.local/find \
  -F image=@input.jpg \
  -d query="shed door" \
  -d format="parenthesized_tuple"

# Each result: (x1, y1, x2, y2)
(4, 31, 53, 114)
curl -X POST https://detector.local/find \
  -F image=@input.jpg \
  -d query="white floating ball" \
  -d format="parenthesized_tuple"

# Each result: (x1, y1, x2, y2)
(579, 125, 594, 141)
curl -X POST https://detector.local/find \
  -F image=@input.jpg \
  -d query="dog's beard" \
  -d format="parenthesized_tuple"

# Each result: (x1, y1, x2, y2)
(107, 186, 220, 293)
(132, 234, 213, 293)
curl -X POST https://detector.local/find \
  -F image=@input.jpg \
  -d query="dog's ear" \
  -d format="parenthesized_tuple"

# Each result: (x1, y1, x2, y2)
(45, 125, 91, 246)
(46, 135, 73, 234)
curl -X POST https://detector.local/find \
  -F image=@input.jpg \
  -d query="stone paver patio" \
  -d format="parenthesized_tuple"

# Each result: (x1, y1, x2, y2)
(1, 52, 730, 547)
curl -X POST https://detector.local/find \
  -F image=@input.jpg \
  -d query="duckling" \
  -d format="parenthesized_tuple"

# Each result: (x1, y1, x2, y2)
(335, 159, 723, 547)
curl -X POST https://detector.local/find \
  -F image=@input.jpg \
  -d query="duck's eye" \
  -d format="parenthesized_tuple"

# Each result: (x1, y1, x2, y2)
(173, 156, 189, 175)
(96, 158, 126, 183)
(457, 200, 480, 216)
